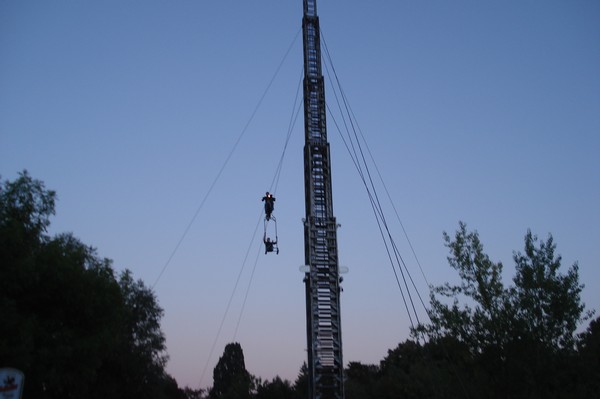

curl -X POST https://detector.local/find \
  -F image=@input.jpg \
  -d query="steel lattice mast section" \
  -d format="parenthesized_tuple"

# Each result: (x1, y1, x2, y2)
(301, 0, 344, 398)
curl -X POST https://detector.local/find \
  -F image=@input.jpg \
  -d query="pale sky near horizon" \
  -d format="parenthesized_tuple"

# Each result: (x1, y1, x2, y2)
(2, 0, 599, 391)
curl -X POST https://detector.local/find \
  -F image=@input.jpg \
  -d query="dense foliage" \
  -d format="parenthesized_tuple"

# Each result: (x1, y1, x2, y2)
(341, 223, 597, 399)
(210, 342, 252, 399)
(207, 346, 307, 399)
(0, 171, 187, 398)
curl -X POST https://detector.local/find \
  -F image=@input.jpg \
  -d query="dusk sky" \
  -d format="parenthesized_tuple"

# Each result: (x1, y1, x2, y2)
(2, 0, 599, 391)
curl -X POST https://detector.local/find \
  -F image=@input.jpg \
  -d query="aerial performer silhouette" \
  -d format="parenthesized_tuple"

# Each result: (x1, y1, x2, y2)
(261, 192, 278, 255)
(263, 233, 279, 255)
(262, 192, 275, 221)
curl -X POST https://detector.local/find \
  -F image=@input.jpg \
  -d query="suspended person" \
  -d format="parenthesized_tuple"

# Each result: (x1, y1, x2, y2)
(262, 192, 276, 220)
(263, 233, 278, 254)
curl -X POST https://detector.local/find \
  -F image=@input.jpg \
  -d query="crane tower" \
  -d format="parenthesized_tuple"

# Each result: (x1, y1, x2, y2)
(301, 1, 344, 398)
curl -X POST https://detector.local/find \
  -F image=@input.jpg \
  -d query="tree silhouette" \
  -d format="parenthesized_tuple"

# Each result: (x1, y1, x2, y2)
(0, 171, 186, 398)
(413, 222, 593, 398)
(210, 342, 252, 399)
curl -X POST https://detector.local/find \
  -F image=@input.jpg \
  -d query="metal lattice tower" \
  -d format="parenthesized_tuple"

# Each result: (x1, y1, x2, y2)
(301, 1, 344, 398)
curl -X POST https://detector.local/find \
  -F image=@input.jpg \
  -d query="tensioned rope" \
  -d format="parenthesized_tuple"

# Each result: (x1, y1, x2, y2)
(325, 84, 427, 326)
(342, 94, 431, 288)
(320, 30, 471, 398)
(196, 33, 303, 389)
(320, 31, 428, 330)
(197, 207, 264, 388)
(151, 28, 301, 290)
(232, 69, 304, 341)
(326, 98, 421, 329)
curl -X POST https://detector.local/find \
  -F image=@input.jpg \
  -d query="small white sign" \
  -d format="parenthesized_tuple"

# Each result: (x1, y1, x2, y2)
(0, 368, 24, 399)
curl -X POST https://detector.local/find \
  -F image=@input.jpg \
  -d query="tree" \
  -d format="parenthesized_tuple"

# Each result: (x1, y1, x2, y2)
(210, 342, 252, 399)
(0, 170, 55, 254)
(182, 386, 207, 399)
(344, 361, 378, 399)
(1, 231, 125, 398)
(102, 270, 175, 399)
(0, 172, 186, 398)
(116, 270, 169, 391)
(416, 222, 512, 353)
(415, 222, 593, 398)
(254, 376, 294, 399)
(574, 316, 600, 396)
(292, 362, 309, 399)
(512, 230, 589, 349)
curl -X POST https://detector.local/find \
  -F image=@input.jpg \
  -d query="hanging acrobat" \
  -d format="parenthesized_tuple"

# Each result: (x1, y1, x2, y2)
(263, 233, 278, 255)
(262, 191, 276, 221)
(262, 192, 279, 254)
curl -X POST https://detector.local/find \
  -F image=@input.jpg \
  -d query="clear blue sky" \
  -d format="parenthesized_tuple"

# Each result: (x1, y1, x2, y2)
(2, 0, 599, 391)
